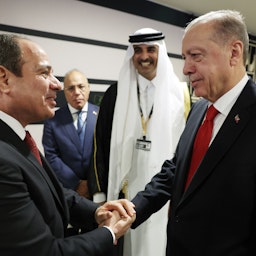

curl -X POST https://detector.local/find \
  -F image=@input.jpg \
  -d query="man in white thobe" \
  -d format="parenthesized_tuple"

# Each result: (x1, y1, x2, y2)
(106, 28, 189, 256)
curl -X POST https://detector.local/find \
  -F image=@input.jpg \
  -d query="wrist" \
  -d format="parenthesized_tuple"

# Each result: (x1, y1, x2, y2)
(103, 226, 116, 244)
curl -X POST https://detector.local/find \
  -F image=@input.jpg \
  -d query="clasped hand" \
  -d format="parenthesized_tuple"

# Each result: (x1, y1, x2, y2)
(95, 199, 136, 243)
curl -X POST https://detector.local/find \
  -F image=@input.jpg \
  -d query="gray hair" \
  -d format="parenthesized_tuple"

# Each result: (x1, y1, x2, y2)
(185, 10, 249, 65)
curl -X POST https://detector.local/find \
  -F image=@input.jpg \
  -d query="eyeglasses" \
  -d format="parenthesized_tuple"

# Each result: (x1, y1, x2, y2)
(64, 84, 88, 93)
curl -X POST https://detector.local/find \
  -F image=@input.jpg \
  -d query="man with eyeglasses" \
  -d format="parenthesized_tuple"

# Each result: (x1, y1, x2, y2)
(43, 69, 99, 231)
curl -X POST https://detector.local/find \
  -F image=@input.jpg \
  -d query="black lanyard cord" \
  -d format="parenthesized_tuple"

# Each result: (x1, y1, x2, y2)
(137, 82, 154, 139)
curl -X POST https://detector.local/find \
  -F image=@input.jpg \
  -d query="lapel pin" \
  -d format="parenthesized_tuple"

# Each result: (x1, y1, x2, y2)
(234, 114, 240, 124)
(93, 111, 97, 115)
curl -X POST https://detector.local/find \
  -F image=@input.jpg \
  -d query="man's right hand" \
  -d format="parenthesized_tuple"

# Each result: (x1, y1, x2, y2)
(95, 199, 136, 243)
(100, 210, 136, 243)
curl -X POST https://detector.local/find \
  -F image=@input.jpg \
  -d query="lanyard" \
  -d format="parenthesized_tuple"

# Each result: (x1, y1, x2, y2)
(137, 82, 154, 139)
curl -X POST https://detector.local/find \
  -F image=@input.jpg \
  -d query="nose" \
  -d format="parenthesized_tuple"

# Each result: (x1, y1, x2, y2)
(139, 50, 149, 60)
(73, 85, 81, 94)
(49, 74, 62, 91)
(183, 58, 195, 76)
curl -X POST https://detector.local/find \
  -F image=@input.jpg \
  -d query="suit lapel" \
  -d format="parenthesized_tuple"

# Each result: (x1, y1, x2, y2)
(173, 100, 208, 203)
(41, 157, 69, 219)
(83, 103, 97, 156)
(59, 104, 98, 155)
(26, 148, 68, 218)
(0, 121, 68, 218)
(178, 81, 255, 206)
(26, 152, 68, 217)
(59, 106, 81, 149)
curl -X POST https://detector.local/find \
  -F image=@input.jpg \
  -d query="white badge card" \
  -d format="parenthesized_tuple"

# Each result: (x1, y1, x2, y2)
(136, 138, 151, 151)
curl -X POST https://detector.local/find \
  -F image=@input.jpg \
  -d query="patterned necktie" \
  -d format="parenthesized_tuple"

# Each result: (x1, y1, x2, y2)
(185, 105, 219, 190)
(77, 111, 85, 146)
(24, 131, 42, 165)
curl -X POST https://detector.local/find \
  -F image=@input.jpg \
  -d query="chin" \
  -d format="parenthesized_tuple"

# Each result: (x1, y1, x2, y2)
(193, 88, 203, 97)
(44, 109, 55, 119)
(49, 111, 55, 118)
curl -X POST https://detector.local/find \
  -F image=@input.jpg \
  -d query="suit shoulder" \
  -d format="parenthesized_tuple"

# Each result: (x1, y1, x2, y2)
(88, 102, 99, 116)
(186, 99, 208, 118)
(88, 102, 99, 109)
(54, 105, 70, 116)
(44, 105, 69, 125)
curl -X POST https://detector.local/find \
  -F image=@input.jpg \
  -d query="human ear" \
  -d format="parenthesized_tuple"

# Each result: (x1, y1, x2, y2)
(0, 66, 11, 93)
(230, 40, 243, 66)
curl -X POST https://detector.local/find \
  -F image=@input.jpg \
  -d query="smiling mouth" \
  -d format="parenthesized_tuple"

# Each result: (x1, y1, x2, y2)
(190, 78, 201, 87)
(45, 95, 57, 106)
(141, 61, 152, 67)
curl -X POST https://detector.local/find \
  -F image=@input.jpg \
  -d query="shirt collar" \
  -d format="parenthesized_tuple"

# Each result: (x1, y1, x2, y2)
(68, 102, 88, 115)
(212, 74, 249, 116)
(137, 74, 155, 91)
(0, 111, 26, 140)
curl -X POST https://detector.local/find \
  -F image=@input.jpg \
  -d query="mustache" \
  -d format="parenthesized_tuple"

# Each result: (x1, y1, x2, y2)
(138, 59, 153, 64)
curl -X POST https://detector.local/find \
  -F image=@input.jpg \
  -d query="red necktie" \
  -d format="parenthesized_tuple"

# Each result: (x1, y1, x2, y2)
(185, 105, 219, 190)
(24, 131, 42, 165)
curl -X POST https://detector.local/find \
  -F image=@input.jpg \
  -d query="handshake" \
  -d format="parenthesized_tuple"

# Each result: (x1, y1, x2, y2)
(95, 199, 136, 244)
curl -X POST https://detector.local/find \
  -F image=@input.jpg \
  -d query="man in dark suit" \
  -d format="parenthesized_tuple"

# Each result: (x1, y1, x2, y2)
(131, 10, 256, 256)
(43, 69, 99, 199)
(0, 33, 135, 256)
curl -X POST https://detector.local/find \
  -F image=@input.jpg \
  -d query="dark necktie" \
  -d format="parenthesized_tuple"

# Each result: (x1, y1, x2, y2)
(185, 105, 219, 190)
(24, 131, 42, 165)
(77, 111, 85, 146)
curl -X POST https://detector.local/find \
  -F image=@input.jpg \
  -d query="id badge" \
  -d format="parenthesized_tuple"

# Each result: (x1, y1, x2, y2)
(136, 138, 151, 151)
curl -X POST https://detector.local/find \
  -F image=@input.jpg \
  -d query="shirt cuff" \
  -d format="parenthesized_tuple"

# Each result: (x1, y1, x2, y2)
(93, 192, 106, 203)
(103, 226, 115, 244)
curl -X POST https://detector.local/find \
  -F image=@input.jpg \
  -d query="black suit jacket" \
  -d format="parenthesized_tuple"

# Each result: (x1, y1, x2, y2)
(0, 120, 113, 256)
(132, 79, 256, 256)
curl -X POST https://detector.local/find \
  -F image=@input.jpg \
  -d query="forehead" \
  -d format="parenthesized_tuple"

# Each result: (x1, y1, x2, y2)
(184, 22, 214, 40)
(19, 39, 50, 68)
(133, 43, 158, 49)
(64, 72, 88, 85)
(182, 23, 213, 50)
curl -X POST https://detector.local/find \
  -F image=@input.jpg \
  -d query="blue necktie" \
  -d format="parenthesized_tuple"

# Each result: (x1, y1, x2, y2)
(77, 111, 85, 147)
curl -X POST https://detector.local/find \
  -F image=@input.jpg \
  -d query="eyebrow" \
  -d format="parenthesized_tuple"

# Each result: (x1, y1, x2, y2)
(133, 44, 156, 48)
(37, 64, 52, 72)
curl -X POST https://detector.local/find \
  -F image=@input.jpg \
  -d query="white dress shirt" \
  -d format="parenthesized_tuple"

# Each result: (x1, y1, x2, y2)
(68, 102, 88, 129)
(211, 74, 249, 143)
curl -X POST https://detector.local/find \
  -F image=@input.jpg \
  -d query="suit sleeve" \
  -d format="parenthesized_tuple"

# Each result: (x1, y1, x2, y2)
(42, 119, 80, 189)
(88, 83, 117, 197)
(0, 143, 114, 256)
(132, 158, 176, 228)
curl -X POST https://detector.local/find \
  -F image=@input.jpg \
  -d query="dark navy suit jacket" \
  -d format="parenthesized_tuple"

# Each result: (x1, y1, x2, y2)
(42, 102, 99, 190)
(132, 79, 256, 256)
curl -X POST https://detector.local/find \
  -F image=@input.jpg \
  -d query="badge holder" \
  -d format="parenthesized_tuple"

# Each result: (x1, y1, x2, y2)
(136, 135, 151, 151)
